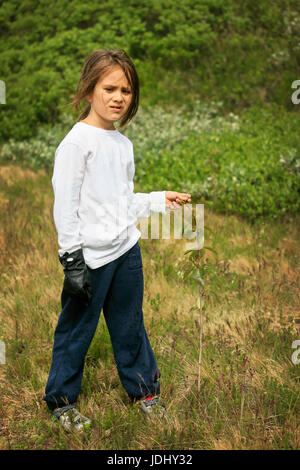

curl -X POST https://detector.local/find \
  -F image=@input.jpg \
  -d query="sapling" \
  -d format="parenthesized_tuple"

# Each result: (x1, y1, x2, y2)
(181, 203, 217, 394)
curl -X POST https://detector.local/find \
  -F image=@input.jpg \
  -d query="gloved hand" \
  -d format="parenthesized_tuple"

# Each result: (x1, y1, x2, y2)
(59, 248, 93, 308)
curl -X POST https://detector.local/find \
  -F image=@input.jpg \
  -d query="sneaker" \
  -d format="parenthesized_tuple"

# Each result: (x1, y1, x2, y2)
(138, 395, 166, 417)
(51, 404, 91, 432)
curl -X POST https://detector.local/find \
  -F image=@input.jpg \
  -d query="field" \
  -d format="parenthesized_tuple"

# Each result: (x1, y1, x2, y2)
(0, 0, 299, 451)
(0, 103, 299, 450)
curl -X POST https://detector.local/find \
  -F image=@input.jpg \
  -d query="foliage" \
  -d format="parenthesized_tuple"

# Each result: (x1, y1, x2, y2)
(0, 0, 300, 143)
(1, 101, 299, 221)
(129, 102, 300, 221)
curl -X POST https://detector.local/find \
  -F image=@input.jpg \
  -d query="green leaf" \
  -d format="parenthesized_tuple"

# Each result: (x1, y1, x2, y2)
(192, 271, 205, 285)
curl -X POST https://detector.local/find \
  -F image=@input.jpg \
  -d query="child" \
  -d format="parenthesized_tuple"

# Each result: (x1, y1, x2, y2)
(43, 49, 191, 431)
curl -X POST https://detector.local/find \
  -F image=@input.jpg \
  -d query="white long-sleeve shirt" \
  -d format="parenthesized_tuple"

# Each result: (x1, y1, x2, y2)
(52, 121, 166, 268)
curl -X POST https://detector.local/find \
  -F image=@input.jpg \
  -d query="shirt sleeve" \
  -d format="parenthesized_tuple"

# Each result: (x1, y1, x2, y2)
(127, 146, 166, 218)
(51, 142, 86, 257)
(129, 183, 167, 219)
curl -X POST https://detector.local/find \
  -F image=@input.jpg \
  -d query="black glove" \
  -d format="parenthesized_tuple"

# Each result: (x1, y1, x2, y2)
(59, 248, 93, 307)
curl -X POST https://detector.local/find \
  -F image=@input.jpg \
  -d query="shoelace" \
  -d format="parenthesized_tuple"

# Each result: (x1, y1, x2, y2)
(52, 404, 75, 419)
(142, 395, 162, 407)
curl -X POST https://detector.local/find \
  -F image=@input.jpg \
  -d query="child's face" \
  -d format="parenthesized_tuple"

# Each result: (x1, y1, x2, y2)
(86, 66, 133, 129)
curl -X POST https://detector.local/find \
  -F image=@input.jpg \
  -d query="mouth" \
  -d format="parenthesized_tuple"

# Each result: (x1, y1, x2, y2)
(110, 106, 122, 112)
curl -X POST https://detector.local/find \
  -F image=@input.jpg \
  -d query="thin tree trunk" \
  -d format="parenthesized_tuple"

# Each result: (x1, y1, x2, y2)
(197, 248, 203, 394)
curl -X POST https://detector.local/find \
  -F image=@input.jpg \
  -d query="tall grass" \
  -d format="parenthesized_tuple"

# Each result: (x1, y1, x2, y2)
(0, 164, 299, 450)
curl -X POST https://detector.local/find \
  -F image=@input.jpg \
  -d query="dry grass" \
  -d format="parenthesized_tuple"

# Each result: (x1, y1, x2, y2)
(0, 165, 299, 450)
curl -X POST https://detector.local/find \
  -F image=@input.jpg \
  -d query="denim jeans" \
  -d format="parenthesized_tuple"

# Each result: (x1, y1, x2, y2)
(43, 241, 160, 410)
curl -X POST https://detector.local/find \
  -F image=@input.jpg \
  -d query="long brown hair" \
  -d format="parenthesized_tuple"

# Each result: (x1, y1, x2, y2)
(70, 49, 139, 129)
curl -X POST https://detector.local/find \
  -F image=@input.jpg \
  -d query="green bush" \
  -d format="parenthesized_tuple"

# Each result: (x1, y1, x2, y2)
(0, 0, 300, 144)
(133, 104, 300, 221)
(1, 101, 299, 221)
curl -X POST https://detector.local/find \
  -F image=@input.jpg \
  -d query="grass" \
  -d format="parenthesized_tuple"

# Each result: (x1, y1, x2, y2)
(0, 164, 299, 450)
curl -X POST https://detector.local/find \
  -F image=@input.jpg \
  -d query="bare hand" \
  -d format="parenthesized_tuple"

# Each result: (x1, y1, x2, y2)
(165, 191, 191, 209)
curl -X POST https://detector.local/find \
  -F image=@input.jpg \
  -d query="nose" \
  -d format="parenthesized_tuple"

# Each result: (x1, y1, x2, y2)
(113, 90, 123, 103)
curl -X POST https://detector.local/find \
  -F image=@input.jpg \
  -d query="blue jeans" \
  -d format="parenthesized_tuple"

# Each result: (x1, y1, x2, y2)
(43, 242, 160, 410)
